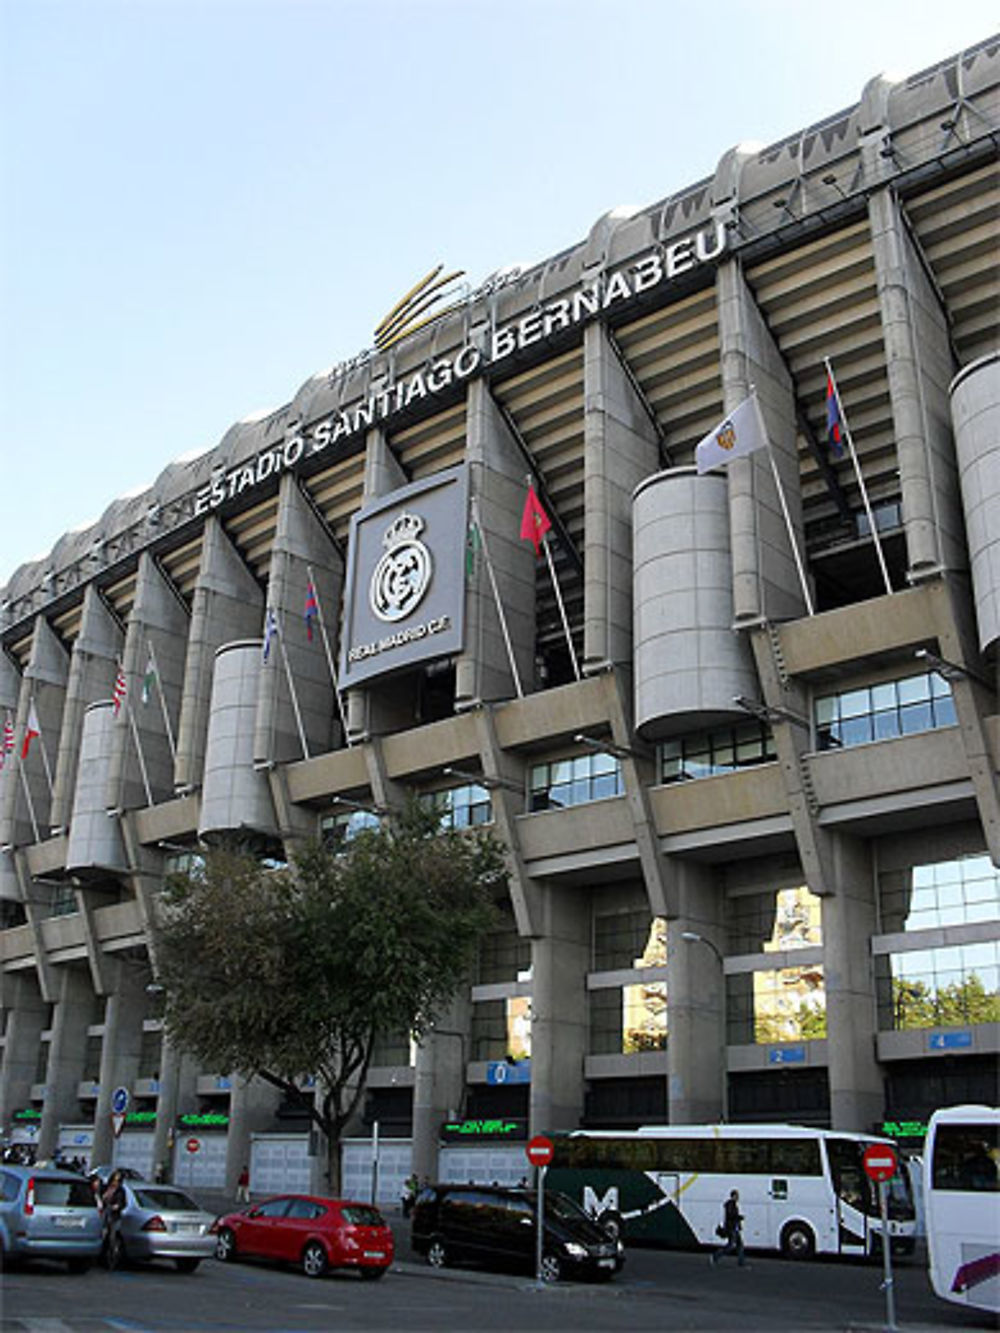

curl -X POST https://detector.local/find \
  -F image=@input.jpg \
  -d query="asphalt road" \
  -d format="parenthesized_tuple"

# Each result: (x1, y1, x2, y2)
(2, 1224, 995, 1332)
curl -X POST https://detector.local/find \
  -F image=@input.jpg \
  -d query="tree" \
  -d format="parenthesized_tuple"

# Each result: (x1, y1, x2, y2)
(154, 803, 504, 1191)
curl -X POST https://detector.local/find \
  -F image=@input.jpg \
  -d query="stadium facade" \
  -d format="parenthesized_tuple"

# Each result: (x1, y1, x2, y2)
(1, 36, 998, 1200)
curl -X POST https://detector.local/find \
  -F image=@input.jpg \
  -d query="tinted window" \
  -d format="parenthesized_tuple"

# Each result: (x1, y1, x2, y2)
(932, 1123, 1000, 1192)
(34, 1178, 96, 1207)
(134, 1188, 199, 1211)
(1, 1172, 20, 1202)
(253, 1198, 292, 1218)
(341, 1205, 384, 1226)
(286, 1198, 325, 1220)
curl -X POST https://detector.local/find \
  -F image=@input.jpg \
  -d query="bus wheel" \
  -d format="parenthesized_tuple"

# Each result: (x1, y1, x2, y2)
(780, 1222, 815, 1259)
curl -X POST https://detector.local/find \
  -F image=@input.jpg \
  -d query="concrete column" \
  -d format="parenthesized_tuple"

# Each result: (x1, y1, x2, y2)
(89, 963, 148, 1166)
(951, 352, 1000, 656)
(868, 187, 963, 581)
(0, 973, 48, 1128)
(151, 1037, 196, 1184)
(174, 518, 263, 793)
(529, 883, 589, 1134)
(666, 862, 726, 1123)
(227, 1077, 282, 1194)
(411, 995, 471, 1184)
(255, 473, 345, 770)
(822, 836, 884, 1132)
(106, 552, 189, 812)
(457, 380, 537, 708)
(37, 966, 95, 1160)
(716, 258, 808, 625)
(582, 322, 661, 673)
(50, 586, 122, 833)
(1, 616, 69, 847)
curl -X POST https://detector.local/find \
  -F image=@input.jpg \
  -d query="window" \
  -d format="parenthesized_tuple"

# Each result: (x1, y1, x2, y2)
(659, 722, 776, 783)
(876, 942, 1000, 1031)
(529, 753, 622, 812)
(138, 1028, 162, 1080)
(82, 1035, 102, 1082)
(727, 965, 827, 1045)
(727, 885, 822, 956)
(471, 997, 531, 1061)
(370, 1029, 414, 1066)
(879, 853, 1000, 933)
(419, 784, 492, 830)
(589, 982, 667, 1055)
(320, 808, 380, 847)
(931, 1123, 1000, 1191)
(478, 920, 531, 985)
(286, 1198, 325, 1219)
(593, 912, 666, 971)
(815, 671, 956, 750)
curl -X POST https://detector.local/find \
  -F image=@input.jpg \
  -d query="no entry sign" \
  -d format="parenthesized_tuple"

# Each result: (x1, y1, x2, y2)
(185, 1137, 201, 1155)
(526, 1134, 554, 1168)
(863, 1144, 898, 1182)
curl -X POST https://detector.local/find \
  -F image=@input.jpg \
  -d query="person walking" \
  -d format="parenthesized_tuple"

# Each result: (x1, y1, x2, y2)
(236, 1164, 250, 1204)
(711, 1188, 748, 1267)
(102, 1170, 127, 1269)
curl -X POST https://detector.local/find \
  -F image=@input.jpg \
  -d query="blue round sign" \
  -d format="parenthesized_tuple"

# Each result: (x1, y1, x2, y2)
(111, 1086, 130, 1115)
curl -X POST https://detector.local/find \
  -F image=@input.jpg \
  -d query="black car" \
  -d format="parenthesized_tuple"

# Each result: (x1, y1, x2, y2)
(410, 1183, 623, 1282)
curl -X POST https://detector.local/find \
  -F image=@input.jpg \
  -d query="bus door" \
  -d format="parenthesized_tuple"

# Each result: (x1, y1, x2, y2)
(826, 1139, 871, 1256)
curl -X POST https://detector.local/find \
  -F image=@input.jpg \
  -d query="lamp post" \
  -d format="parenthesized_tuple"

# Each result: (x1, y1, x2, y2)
(680, 932, 728, 1122)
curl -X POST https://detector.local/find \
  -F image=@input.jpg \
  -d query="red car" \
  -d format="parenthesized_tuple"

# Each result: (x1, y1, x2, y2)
(211, 1194, 394, 1279)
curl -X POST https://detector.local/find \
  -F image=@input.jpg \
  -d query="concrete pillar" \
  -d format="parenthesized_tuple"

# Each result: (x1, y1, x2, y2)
(411, 995, 472, 1184)
(89, 963, 148, 1165)
(582, 321, 661, 673)
(174, 518, 263, 794)
(37, 966, 95, 1160)
(716, 259, 808, 625)
(1, 616, 69, 847)
(951, 352, 1000, 656)
(0, 973, 48, 1128)
(667, 862, 726, 1123)
(66, 703, 127, 874)
(456, 380, 537, 708)
(529, 883, 589, 1134)
(255, 473, 345, 770)
(227, 1077, 282, 1194)
(106, 552, 189, 812)
(151, 1037, 196, 1184)
(199, 643, 279, 841)
(50, 586, 122, 833)
(822, 836, 884, 1132)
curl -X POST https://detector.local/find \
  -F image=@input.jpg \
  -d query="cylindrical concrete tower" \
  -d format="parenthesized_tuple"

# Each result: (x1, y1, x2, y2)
(199, 642, 278, 841)
(951, 351, 1000, 659)
(66, 701, 127, 874)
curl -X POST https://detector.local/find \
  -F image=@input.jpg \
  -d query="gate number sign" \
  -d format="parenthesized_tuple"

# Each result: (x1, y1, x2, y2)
(862, 1144, 898, 1182)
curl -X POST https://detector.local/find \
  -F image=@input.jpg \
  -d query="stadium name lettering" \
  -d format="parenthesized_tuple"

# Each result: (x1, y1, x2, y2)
(347, 614, 451, 663)
(194, 222, 725, 516)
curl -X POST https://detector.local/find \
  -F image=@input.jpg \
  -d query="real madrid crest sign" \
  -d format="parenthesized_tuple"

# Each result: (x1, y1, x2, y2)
(340, 467, 468, 687)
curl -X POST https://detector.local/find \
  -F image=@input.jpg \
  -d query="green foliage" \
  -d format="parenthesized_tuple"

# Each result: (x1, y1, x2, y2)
(891, 972, 999, 1030)
(154, 802, 504, 1184)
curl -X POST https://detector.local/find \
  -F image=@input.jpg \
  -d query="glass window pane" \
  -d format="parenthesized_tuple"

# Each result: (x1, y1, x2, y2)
(900, 702, 933, 734)
(815, 696, 837, 726)
(897, 674, 931, 704)
(873, 710, 901, 741)
(870, 682, 897, 711)
(839, 688, 871, 718)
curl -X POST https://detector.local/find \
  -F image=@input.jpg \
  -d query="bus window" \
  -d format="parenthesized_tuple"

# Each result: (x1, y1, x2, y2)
(826, 1139, 873, 1213)
(931, 1124, 999, 1192)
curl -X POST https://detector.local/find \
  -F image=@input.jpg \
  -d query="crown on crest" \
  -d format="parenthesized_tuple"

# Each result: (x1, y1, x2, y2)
(383, 510, 425, 548)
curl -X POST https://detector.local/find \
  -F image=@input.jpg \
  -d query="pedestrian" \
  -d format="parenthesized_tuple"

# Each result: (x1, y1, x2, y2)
(102, 1169, 127, 1269)
(401, 1172, 419, 1217)
(711, 1188, 748, 1267)
(236, 1164, 250, 1204)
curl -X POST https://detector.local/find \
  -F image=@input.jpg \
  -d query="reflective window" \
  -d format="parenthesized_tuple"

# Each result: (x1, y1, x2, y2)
(875, 942, 1000, 1030)
(478, 914, 531, 985)
(529, 753, 623, 811)
(419, 784, 493, 830)
(589, 981, 668, 1055)
(659, 721, 775, 783)
(470, 996, 531, 1061)
(593, 912, 666, 972)
(320, 808, 380, 847)
(727, 885, 822, 956)
(879, 853, 1000, 933)
(727, 965, 827, 1045)
(815, 672, 956, 750)
(931, 1123, 1000, 1192)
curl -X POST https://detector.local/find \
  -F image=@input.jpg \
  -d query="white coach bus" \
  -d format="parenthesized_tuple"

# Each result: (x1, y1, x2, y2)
(547, 1123, 916, 1259)
(924, 1105, 999, 1315)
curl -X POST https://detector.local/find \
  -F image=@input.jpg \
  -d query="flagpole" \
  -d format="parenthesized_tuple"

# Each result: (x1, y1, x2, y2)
(17, 765, 41, 843)
(127, 703, 154, 807)
(764, 445, 815, 618)
(543, 537, 581, 679)
(306, 564, 352, 747)
(30, 697, 55, 799)
(470, 497, 523, 699)
(273, 611, 311, 761)
(147, 640, 177, 764)
(825, 358, 893, 596)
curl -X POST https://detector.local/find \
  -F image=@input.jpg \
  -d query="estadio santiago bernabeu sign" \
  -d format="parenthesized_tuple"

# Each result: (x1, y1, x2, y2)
(339, 467, 468, 688)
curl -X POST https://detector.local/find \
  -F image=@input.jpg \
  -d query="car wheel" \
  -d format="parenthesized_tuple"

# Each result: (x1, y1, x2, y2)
(539, 1252, 563, 1284)
(175, 1257, 201, 1273)
(781, 1221, 815, 1259)
(302, 1240, 328, 1279)
(66, 1257, 91, 1275)
(599, 1212, 622, 1242)
(215, 1227, 238, 1263)
(426, 1238, 448, 1269)
(359, 1265, 387, 1280)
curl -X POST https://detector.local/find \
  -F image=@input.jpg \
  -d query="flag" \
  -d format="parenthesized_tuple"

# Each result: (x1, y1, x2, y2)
(21, 700, 40, 760)
(520, 484, 551, 556)
(141, 651, 157, 706)
(465, 517, 481, 579)
(825, 369, 845, 458)
(262, 608, 279, 663)
(1, 711, 13, 770)
(112, 667, 127, 717)
(695, 393, 769, 474)
(304, 580, 319, 642)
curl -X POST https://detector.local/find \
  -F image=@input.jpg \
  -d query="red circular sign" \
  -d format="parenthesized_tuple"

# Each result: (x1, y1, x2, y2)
(185, 1137, 201, 1155)
(862, 1143, 898, 1182)
(526, 1134, 554, 1167)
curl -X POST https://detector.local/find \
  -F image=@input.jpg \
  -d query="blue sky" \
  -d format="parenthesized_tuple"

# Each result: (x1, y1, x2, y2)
(2, 0, 997, 587)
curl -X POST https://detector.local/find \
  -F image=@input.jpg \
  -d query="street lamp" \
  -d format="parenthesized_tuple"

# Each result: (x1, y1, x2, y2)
(680, 932, 728, 1122)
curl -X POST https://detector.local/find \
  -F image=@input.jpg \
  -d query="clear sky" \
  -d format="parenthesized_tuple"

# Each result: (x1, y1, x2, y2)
(2, 0, 997, 588)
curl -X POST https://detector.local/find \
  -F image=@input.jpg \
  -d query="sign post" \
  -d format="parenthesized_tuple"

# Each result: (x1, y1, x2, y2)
(526, 1135, 554, 1283)
(863, 1143, 899, 1332)
(110, 1086, 129, 1141)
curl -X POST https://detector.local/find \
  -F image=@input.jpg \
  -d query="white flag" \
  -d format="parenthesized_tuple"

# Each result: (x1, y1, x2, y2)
(695, 392, 768, 474)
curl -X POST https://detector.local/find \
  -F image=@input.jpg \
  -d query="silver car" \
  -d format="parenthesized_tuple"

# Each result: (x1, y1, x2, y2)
(0, 1165, 104, 1271)
(113, 1181, 217, 1272)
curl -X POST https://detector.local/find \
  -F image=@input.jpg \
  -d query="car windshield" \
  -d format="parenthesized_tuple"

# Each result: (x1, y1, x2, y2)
(342, 1205, 384, 1226)
(543, 1191, 589, 1222)
(133, 1188, 200, 1211)
(34, 1179, 97, 1207)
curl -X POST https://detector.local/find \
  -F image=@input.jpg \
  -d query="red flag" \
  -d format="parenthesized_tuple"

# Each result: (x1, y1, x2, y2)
(21, 701, 40, 760)
(520, 485, 551, 556)
(112, 667, 127, 717)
